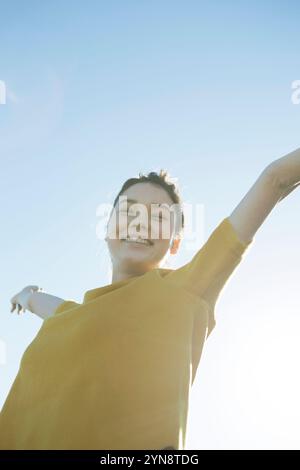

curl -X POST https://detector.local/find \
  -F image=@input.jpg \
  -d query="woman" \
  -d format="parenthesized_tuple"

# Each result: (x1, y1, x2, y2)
(1, 147, 300, 450)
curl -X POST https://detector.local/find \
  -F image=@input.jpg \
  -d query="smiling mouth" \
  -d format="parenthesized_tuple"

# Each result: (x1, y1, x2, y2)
(121, 237, 153, 246)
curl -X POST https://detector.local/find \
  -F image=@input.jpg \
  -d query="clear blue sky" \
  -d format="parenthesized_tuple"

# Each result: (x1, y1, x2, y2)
(1, 0, 300, 449)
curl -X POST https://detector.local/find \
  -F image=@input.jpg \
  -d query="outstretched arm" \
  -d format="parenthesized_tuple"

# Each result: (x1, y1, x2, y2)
(229, 147, 300, 244)
(10, 286, 66, 320)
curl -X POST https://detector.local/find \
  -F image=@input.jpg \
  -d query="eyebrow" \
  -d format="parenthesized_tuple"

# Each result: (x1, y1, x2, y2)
(118, 198, 171, 209)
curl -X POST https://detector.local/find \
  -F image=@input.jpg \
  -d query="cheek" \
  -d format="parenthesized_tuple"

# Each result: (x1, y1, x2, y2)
(115, 215, 130, 239)
(151, 221, 173, 241)
(107, 209, 129, 239)
(107, 219, 124, 240)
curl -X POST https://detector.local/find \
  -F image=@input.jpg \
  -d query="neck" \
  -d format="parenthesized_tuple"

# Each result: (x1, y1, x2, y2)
(110, 257, 169, 285)
(111, 266, 147, 285)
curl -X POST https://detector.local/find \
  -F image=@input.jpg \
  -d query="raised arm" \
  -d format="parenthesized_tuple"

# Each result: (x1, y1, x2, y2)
(229, 147, 300, 244)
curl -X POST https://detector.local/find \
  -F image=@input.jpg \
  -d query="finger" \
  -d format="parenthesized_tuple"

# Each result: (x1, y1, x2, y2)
(23, 285, 39, 294)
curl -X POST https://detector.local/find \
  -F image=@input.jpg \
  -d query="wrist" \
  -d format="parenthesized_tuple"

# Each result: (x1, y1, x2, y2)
(19, 290, 35, 312)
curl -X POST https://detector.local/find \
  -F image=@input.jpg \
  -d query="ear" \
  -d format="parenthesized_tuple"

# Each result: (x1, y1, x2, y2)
(170, 237, 180, 255)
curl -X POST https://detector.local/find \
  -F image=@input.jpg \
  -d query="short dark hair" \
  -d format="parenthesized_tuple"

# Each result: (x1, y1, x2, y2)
(111, 169, 184, 239)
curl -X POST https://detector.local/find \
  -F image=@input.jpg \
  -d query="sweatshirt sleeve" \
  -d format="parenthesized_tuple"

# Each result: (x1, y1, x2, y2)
(165, 217, 253, 334)
(53, 300, 81, 315)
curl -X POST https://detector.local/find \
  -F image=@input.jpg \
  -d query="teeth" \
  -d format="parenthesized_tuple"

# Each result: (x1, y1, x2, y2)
(124, 238, 150, 245)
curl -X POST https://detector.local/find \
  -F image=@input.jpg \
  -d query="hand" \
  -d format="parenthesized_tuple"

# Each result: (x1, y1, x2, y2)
(10, 285, 43, 315)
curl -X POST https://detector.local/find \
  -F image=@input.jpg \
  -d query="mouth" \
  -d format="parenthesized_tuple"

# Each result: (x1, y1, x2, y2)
(120, 237, 153, 246)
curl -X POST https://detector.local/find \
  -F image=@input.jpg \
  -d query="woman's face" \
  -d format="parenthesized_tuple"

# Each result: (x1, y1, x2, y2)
(106, 182, 181, 276)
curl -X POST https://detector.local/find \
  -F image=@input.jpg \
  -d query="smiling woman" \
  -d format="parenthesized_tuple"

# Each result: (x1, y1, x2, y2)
(105, 170, 185, 284)
(2, 148, 300, 450)
(0, 211, 252, 449)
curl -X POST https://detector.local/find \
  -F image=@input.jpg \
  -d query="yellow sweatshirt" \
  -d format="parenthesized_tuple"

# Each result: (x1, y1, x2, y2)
(0, 217, 252, 450)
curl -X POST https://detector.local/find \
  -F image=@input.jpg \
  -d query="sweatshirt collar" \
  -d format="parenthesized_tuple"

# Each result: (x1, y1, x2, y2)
(83, 267, 173, 304)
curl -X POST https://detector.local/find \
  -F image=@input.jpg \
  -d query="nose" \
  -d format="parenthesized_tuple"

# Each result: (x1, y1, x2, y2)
(129, 222, 150, 239)
(128, 212, 151, 239)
